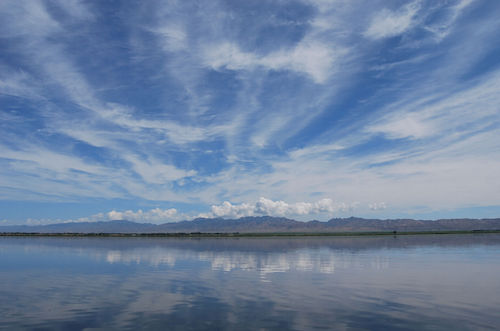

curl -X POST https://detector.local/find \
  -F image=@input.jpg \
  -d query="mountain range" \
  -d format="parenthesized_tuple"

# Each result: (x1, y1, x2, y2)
(1, 216, 500, 234)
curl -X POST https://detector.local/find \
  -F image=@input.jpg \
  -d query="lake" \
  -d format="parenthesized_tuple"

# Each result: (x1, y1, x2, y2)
(1, 234, 499, 330)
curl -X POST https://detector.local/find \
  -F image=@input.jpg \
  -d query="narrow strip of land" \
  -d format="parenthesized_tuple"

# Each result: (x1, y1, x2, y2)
(1, 230, 500, 238)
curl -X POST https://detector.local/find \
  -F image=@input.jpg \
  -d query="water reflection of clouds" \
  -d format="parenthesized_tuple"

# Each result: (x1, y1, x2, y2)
(100, 248, 340, 277)
(99, 247, 394, 278)
(105, 248, 177, 267)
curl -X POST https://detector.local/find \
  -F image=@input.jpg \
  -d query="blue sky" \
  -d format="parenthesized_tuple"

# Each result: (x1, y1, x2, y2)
(1, 0, 499, 224)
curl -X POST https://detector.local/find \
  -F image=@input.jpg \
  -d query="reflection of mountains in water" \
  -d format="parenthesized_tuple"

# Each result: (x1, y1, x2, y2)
(2, 216, 500, 234)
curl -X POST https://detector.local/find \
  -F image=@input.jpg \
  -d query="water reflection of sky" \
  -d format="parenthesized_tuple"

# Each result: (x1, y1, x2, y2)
(1, 235, 499, 330)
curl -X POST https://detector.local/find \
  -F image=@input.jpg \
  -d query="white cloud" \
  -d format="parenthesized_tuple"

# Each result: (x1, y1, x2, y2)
(154, 24, 187, 52)
(369, 202, 387, 211)
(365, 1, 420, 39)
(0, 2, 224, 147)
(107, 208, 178, 223)
(207, 201, 255, 219)
(0, 71, 42, 99)
(366, 70, 500, 140)
(203, 40, 343, 84)
(0, 1, 60, 38)
(289, 143, 344, 159)
(51, 0, 93, 21)
(424, 0, 475, 41)
(367, 113, 436, 140)
(1, 146, 108, 175)
(0, 139, 204, 203)
(123, 154, 196, 184)
(200, 197, 358, 219)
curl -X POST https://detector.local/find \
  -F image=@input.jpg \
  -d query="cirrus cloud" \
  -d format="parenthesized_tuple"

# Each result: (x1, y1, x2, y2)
(364, 1, 420, 39)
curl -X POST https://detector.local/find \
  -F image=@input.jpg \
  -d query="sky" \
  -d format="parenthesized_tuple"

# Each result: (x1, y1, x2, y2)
(0, 0, 499, 225)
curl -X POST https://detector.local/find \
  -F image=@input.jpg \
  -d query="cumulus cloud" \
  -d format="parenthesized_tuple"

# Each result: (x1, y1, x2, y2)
(200, 197, 358, 219)
(365, 1, 420, 39)
(107, 208, 178, 223)
(11, 200, 357, 225)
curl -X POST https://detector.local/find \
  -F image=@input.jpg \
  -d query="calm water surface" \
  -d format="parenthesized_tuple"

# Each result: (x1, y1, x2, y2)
(1, 234, 499, 330)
